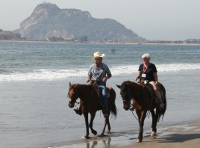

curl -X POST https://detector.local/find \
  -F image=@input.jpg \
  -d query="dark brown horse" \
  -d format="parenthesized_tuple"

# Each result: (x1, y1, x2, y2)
(68, 82, 117, 139)
(117, 81, 167, 142)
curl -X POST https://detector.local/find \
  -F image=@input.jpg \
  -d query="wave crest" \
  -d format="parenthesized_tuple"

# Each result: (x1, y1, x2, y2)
(0, 63, 200, 81)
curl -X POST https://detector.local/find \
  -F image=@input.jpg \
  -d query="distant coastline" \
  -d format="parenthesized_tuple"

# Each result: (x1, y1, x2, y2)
(1, 39, 200, 46)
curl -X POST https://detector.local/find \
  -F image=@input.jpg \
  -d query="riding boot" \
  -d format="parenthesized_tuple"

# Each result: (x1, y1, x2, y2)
(74, 106, 82, 115)
(102, 105, 108, 117)
(154, 89, 165, 110)
(103, 109, 108, 118)
(159, 102, 165, 110)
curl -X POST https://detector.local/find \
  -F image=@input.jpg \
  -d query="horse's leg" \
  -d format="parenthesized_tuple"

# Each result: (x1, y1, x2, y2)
(89, 112, 97, 135)
(83, 112, 90, 139)
(150, 110, 157, 137)
(106, 108, 111, 134)
(154, 108, 159, 134)
(100, 116, 108, 136)
(136, 110, 141, 139)
(107, 115, 111, 134)
(136, 110, 146, 142)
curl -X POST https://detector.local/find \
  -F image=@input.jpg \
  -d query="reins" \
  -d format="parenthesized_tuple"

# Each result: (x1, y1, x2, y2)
(123, 83, 151, 121)
(122, 84, 140, 121)
(131, 110, 151, 121)
(68, 85, 95, 106)
(82, 90, 94, 103)
(131, 111, 138, 120)
(122, 84, 132, 103)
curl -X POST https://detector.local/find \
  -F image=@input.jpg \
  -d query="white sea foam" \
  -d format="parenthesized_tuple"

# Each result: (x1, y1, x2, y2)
(1, 63, 200, 82)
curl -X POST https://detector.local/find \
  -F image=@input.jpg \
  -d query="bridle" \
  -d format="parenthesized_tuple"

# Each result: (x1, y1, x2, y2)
(68, 85, 95, 104)
(121, 83, 140, 120)
(121, 84, 132, 104)
(68, 90, 79, 104)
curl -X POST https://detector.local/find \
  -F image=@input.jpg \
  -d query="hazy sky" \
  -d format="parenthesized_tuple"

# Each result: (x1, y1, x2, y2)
(0, 0, 200, 40)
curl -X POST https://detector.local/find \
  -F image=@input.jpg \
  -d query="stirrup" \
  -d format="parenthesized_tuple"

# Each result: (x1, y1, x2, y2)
(159, 103, 165, 110)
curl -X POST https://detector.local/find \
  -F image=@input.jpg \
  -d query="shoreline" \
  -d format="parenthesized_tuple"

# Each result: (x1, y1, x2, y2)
(113, 122, 200, 148)
(50, 122, 200, 148)
(1, 40, 200, 46)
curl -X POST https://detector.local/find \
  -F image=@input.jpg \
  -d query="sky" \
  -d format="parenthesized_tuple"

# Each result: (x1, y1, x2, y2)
(0, 0, 200, 40)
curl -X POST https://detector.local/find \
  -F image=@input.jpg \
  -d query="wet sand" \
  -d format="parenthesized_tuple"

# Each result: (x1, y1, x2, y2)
(52, 122, 200, 148)
(113, 122, 200, 148)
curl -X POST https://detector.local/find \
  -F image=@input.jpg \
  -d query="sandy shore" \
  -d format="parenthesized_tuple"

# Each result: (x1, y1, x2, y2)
(113, 122, 200, 148)
(52, 122, 200, 148)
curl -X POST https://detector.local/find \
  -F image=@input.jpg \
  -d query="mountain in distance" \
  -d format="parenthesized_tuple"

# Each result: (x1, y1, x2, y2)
(0, 29, 24, 40)
(15, 2, 145, 42)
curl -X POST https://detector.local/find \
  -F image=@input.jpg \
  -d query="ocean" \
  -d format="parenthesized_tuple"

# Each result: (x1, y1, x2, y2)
(0, 42, 200, 147)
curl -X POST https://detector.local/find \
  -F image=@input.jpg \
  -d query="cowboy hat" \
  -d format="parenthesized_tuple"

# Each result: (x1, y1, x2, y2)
(91, 51, 105, 60)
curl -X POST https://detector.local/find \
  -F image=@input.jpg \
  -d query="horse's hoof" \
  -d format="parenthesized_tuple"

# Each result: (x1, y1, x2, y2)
(151, 131, 156, 137)
(92, 130, 97, 135)
(137, 139, 142, 143)
(107, 130, 111, 134)
(82, 135, 90, 139)
(98, 133, 106, 137)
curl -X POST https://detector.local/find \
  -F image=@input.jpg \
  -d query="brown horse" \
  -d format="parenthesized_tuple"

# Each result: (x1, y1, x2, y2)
(117, 81, 167, 142)
(68, 82, 117, 139)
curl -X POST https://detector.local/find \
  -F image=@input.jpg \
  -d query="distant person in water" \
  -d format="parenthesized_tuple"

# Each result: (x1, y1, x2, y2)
(130, 53, 165, 111)
(74, 51, 112, 117)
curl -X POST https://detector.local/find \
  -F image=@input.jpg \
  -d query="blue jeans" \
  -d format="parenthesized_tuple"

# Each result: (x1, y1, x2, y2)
(97, 81, 108, 111)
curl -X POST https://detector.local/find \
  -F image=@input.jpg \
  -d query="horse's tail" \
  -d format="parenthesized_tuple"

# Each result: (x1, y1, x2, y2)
(110, 88, 117, 117)
(111, 103, 117, 117)
(157, 83, 167, 122)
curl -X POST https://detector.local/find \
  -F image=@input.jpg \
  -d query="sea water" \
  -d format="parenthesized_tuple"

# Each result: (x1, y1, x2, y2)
(0, 42, 200, 147)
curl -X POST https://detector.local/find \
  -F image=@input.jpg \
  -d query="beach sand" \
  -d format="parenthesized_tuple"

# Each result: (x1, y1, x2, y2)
(113, 122, 200, 148)
(53, 122, 200, 148)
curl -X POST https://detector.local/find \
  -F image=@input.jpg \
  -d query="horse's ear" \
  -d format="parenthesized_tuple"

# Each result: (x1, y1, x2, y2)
(116, 85, 121, 89)
(69, 82, 72, 88)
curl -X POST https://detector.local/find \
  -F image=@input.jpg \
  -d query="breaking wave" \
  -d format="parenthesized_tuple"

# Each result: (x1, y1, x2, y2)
(0, 63, 200, 81)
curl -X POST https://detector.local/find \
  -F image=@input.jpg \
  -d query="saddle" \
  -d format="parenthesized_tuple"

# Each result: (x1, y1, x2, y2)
(139, 80, 155, 109)
(90, 80, 111, 98)
(90, 80, 111, 110)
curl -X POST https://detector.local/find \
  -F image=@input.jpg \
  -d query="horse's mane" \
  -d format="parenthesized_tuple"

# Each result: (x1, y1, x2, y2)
(71, 83, 92, 87)
(123, 80, 134, 84)
(121, 80, 144, 91)
(70, 83, 94, 90)
(122, 80, 138, 86)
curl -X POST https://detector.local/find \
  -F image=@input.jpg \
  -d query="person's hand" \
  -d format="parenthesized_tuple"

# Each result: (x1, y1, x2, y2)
(86, 78, 91, 83)
(135, 77, 139, 81)
(155, 81, 158, 85)
(102, 77, 107, 82)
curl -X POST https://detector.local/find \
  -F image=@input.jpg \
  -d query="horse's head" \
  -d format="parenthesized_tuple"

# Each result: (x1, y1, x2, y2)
(68, 82, 79, 108)
(116, 82, 132, 110)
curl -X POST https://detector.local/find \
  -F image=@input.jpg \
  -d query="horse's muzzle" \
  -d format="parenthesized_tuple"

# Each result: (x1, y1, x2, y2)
(68, 101, 74, 108)
(123, 106, 129, 111)
(123, 102, 130, 111)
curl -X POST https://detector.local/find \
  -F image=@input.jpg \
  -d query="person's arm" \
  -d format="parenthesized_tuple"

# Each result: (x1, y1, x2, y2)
(102, 74, 111, 82)
(106, 74, 112, 80)
(86, 76, 91, 82)
(107, 74, 112, 79)
(135, 71, 141, 81)
(135, 64, 142, 81)
(102, 64, 111, 82)
(87, 65, 93, 82)
(153, 64, 158, 84)
(154, 72, 158, 85)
